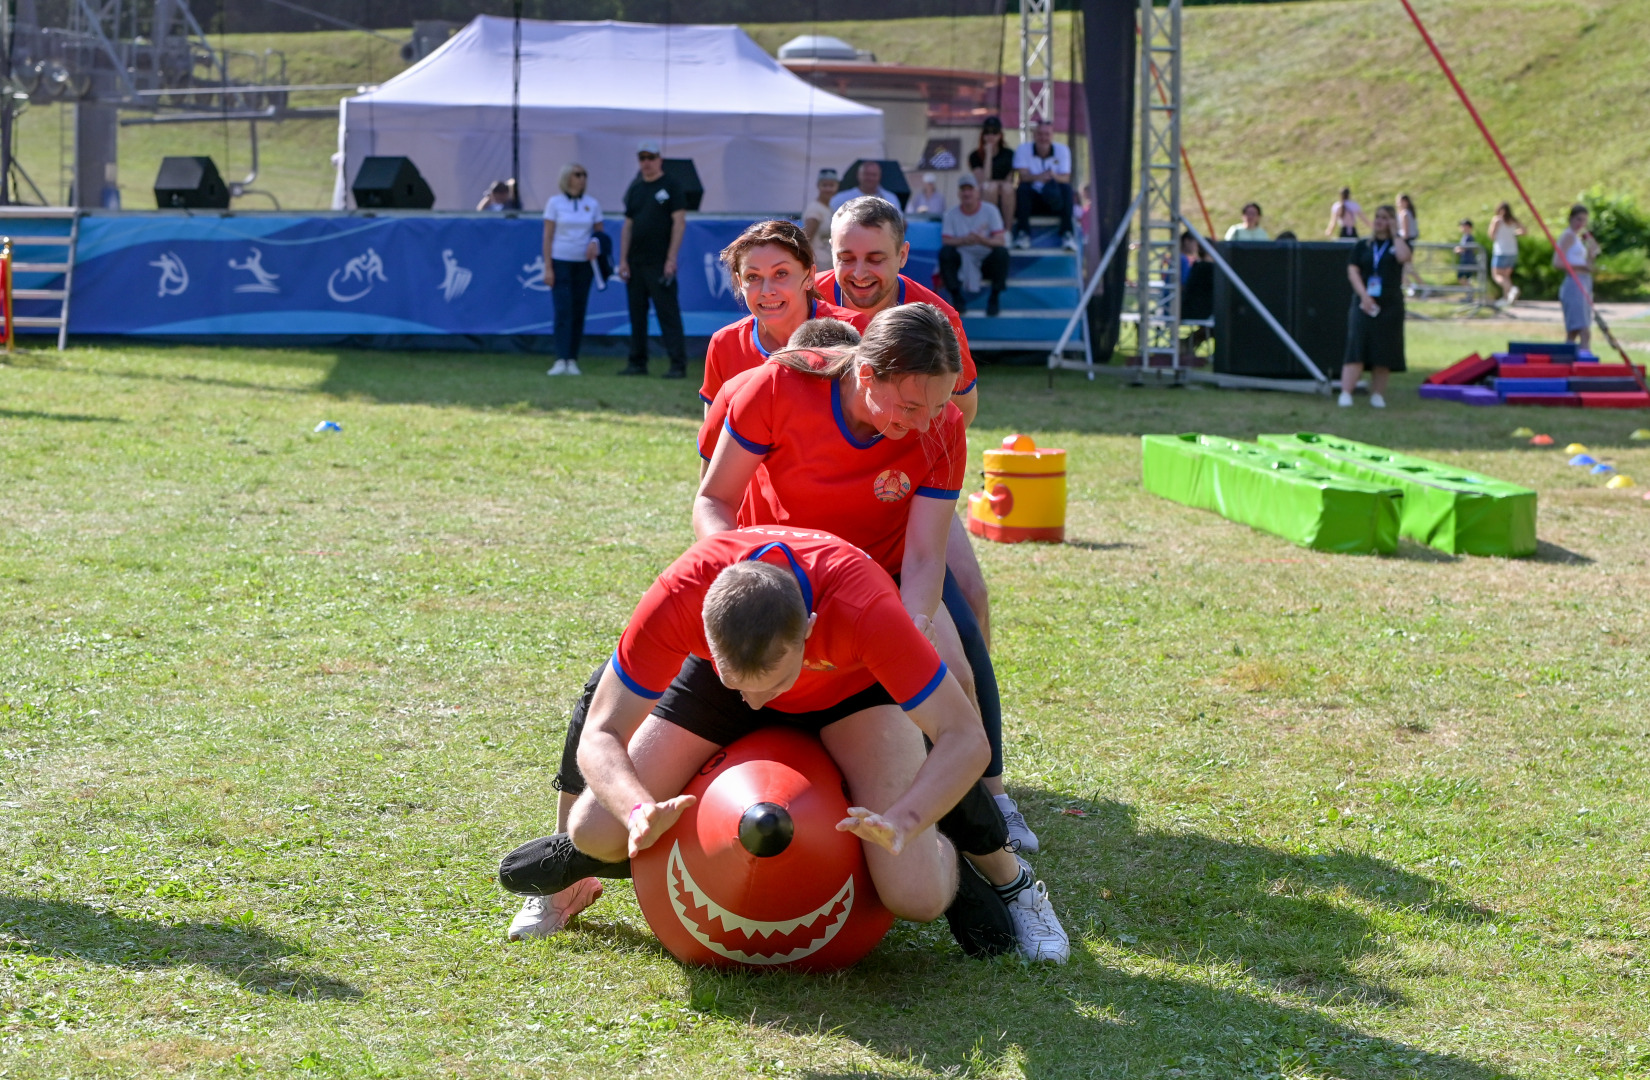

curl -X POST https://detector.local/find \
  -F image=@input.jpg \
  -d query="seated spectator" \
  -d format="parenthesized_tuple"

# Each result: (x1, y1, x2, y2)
(802, 168, 839, 271)
(909, 173, 946, 216)
(1223, 202, 1270, 241)
(1274, 230, 1298, 242)
(1010, 122, 1075, 250)
(478, 179, 516, 212)
(1179, 231, 1200, 283)
(828, 160, 904, 214)
(939, 174, 1010, 317)
(969, 116, 1016, 234)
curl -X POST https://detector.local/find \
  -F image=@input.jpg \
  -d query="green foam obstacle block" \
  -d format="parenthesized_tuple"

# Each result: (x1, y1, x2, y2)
(1141, 434, 1402, 554)
(1256, 433, 1537, 557)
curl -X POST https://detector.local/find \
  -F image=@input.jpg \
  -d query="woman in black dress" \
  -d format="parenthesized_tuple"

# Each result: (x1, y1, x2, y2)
(1339, 204, 1410, 409)
(969, 115, 1016, 236)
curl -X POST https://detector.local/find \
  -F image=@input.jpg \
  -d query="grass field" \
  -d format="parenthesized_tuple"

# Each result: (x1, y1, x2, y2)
(10, 0, 1648, 234)
(1, 324, 1647, 1078)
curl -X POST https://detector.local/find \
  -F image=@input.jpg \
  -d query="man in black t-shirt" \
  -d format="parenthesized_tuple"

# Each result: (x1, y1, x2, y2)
(619, 141, 688, 378)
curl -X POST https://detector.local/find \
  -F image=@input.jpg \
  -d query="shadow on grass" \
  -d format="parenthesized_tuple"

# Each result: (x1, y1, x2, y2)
(0, 408, 125, 423)
(0, 897, 360, 1000)
(678, 799, 1513, 1080)
(1531, 540, 1594, 565)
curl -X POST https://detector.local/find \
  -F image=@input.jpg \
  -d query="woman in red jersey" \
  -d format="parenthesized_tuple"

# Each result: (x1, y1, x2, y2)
(699, 220, 866, 408)
(695, 303, 965, 642)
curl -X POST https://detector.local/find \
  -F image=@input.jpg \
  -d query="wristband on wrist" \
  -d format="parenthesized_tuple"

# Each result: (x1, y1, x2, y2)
(629, 802, 645, 826)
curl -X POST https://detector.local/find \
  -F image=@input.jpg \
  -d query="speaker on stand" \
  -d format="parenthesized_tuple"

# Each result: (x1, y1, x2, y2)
(351, 156, 436, 209)
(153, 156, 230, 209)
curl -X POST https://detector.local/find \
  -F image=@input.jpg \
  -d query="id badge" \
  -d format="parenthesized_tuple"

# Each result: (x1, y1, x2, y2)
(1367, 276, 1383, 298)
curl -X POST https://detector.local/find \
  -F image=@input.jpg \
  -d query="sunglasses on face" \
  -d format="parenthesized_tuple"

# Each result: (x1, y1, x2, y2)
(638, 153, 660, 161)
(570, 171, 586, 177)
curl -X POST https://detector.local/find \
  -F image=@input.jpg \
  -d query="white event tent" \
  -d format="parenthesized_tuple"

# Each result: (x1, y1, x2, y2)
(333, 17, 885, 214)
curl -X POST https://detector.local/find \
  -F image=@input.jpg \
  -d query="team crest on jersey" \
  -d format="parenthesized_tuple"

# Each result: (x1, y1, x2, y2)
(871, 469, 911, 503)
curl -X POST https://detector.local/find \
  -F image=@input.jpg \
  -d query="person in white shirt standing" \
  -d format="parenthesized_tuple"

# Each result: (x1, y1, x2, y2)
(939, 175, 1009, 317)
(802, 168, 839, 272)
(1010, 123, 1076, 250)
(543, 163, 605, 376)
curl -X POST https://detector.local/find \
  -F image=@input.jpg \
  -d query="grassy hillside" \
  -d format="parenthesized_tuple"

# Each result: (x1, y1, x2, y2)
(8, 0, 1647, 232)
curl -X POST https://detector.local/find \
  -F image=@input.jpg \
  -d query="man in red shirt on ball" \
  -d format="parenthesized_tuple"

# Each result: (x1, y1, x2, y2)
(497, 527, 1069, 963)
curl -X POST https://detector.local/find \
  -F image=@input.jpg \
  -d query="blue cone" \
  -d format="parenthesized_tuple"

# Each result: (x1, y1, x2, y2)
(1591, 462, 1615, 474)
(1568, 453, 1597, 466)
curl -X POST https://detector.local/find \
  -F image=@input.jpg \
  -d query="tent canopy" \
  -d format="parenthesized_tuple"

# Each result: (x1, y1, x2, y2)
(335, 17, 885, 214)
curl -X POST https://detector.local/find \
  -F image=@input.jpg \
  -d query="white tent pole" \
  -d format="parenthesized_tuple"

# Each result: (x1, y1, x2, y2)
(1182, 217, 1329, 385)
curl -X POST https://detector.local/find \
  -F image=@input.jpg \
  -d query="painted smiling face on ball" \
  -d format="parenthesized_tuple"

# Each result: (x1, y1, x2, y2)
(630, 728, 894, 972)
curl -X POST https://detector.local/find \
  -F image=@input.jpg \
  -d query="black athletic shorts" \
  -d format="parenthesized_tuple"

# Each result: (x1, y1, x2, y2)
(553, 655, 896, 793)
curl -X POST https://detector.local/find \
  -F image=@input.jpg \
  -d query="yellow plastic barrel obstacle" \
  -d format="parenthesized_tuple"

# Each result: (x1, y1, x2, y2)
(966, 434, 1067, 543)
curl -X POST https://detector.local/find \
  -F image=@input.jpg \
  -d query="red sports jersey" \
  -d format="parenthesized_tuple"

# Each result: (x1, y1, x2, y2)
(612, 527, 947, 714)
(700, 300, 868, 405)
(814, 270, 978, 396)
(698, 358, 967, 575)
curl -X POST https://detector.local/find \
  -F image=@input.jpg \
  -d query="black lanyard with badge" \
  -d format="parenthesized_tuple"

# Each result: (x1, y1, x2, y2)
(1366, 241, 1391, 299)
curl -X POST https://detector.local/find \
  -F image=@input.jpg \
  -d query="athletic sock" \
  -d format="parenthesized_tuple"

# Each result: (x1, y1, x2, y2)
(498, 833, 631, 896)
(993, 867, 1033, 905)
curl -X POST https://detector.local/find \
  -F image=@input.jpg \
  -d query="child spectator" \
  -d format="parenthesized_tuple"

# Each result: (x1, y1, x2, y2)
(1453, 219, 1479, 285)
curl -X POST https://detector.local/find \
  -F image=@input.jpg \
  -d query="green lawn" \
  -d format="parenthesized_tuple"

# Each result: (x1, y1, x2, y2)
(1, 327, 1647, 1078)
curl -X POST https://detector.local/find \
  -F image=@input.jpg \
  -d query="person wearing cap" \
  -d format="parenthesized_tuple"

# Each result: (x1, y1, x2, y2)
(969, 116, 1016, 239)
(619, 141, 688, 379)
(939, 174, 1008, 317)
(909, 172, 946, 217)
(802, 168, 840, 271)
(828, 160, 904, 215)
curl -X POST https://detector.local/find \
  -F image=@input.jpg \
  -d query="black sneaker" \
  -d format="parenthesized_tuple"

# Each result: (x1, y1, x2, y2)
(987, 291, 1002, 317)
(498, 832, 631, 896)
(617, 364, 648, 376)
(662, 366, 687, 380)
(944, 859, 1016, 958)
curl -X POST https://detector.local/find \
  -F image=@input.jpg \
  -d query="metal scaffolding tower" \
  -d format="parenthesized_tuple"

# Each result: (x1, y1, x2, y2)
(1134, 0, 1182, 375)
(1018, 0, 1055, 137)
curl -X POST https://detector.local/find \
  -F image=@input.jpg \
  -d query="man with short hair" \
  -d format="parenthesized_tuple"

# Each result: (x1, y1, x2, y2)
(619, 141, 688, 379)
(497, 527, 1069, 964)
(1011, 122, 1076, 250)
(828, 160, 904, 215)
(939, 174, 1009, 317)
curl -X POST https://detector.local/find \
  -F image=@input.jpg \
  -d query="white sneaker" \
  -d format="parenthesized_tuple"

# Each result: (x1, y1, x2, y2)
(1061, 232, 1080, 251)
(565, 360, 581, 376)
(994, 794, 1040, 854)
(1370, 393, 1386, 409)
(1013, 234, 1031, 250)
(1507, 286, 1520, 304)
(546, 359, 569, 376)
(1006, 880, 1069, 963)
(1338, 391, 1354, 407)
(506, 878, 604, 941)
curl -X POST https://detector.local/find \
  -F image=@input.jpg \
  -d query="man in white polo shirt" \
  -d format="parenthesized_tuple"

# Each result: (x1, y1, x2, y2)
(1011, 122, 1076, 251)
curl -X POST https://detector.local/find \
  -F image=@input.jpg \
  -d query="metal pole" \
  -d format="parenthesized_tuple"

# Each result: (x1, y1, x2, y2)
(1183, 218, 1328, 385)
(1048, 193, 1140, 367)
(511, 0, 522, 209)
(2, 0, 13, 205)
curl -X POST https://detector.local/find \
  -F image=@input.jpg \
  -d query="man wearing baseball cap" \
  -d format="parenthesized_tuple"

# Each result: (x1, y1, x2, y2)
(619, 140, 689, 378)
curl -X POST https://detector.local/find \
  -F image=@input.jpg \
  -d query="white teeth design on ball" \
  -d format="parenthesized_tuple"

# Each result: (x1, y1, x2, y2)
(667, 841, 853, 964)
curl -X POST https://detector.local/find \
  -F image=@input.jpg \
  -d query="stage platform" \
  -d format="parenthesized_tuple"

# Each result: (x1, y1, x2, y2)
(3, 210, 1082, 353)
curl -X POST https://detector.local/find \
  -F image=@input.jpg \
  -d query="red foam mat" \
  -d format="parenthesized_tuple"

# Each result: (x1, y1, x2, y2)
(1428, 353, 1495, 385)
(1499, 362, 1573, 378)
(1572, 363, 1647, 378)
(1579, 392, 1650, 409)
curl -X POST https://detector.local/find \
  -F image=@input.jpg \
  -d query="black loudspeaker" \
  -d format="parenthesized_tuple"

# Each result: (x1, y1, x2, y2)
(352, 156, 435, 209)
(1213, 242, 1296, 377)
(1212, 241, 1355, 379)
(1292, 244, 1355, 376)
(661, 158, 703, 211)
(841, 159, 911, 210)
(154, 156, 229, 209)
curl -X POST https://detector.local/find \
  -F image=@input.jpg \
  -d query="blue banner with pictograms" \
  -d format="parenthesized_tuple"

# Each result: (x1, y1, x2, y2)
(56, 214, 943, 339)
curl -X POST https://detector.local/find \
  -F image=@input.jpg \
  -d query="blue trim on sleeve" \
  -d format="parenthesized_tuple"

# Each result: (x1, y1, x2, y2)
(915, 486, 960, 500)
(900, 662, 947, 711)
(698, 392, 713, 405)
(609, 650, 666, 700)
(722, 417, 771, 455)
(954, 377, 977, 396)
(830, 378, 883, 449)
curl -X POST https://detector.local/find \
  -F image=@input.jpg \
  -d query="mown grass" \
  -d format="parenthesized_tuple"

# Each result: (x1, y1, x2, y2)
(1, 325, 1647, 1079)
